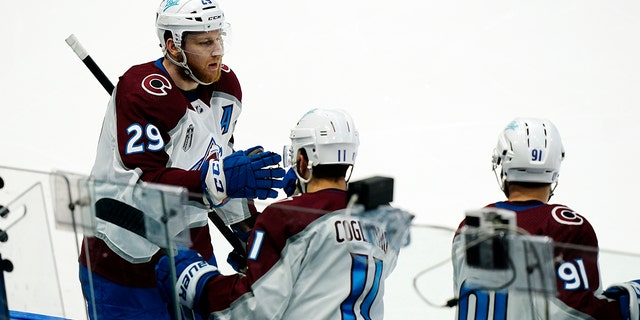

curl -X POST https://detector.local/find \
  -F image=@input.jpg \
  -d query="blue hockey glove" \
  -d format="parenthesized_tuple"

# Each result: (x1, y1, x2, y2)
(226, 225, 250, 273)
(155, 249, 220, 310)
(224, 147, 286, 199)
(604, 280, 640, 320)
(282, 167, 298, 197)
(226, 249, 247, 273)
(201, 146, 286, 207)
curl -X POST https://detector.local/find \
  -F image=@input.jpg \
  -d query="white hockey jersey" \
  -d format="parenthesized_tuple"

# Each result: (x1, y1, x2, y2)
(200, 189, 413, 319)
(82, 59, 247, 282)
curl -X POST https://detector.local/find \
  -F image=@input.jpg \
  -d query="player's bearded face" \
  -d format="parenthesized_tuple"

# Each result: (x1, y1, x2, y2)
(183, 31, 224, 83)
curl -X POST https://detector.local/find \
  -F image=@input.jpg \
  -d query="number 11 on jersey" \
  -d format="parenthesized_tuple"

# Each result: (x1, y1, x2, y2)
(340, 253, 383, 320)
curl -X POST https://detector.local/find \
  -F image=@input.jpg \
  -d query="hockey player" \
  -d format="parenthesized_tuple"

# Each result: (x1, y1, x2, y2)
(78, 1, 284, 319)
(452, 117, 639, 319)
(155, 108, 410, 319)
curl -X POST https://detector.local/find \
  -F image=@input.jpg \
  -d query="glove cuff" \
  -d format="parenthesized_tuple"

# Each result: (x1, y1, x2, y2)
(201, 159, 229, 208)
(175, 260, 220, 309)
(607, 281, 640, 320)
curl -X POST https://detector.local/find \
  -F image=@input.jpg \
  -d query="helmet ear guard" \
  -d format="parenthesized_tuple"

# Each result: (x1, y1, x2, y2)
(282, 145, 292, 168)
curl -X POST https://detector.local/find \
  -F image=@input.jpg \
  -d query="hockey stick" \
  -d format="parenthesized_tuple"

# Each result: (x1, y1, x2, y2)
(65, 34, 114, 94)
(208, 210, 246, 267)
(66, 34, 247, 260)
(94, 198, 147, 239)
(95, 197, 247, 269)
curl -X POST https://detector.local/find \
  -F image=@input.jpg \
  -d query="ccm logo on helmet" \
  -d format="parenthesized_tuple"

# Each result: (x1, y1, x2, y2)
(141, 73, 172, 96)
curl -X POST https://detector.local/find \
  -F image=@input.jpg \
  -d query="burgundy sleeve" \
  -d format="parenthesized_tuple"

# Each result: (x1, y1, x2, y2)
(550, 213, 622, 319)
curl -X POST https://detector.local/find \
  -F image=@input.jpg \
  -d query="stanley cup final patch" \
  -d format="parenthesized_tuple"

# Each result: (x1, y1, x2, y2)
(183, 124, 194, 152)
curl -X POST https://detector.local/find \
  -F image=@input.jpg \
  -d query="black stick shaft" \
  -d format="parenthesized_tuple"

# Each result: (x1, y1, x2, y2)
(94, 198, 146, 238)
(82, 56, 114, 94)
(208, 210, 247, 256)
(65, 34, 114, 94)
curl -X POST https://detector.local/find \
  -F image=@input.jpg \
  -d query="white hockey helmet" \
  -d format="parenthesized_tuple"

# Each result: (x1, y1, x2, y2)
(492, 117, 565, 191)
(156, 0, 228, 50)
(289, 108, 360, 168)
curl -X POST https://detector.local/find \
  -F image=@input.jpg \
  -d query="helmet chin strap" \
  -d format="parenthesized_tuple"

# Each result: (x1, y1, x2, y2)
(294, 161, 313, 194)
(493, 166, 508, 197)
(345, 165, 354, 183)
(294, 162, 354, 194)
(163, 47, 214, 86)
(548, 182, 558, 201)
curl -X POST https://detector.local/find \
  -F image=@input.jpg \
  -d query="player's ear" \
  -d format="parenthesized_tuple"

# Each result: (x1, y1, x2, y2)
(296, 153, 309, 179)
(166, 38, 182, 60)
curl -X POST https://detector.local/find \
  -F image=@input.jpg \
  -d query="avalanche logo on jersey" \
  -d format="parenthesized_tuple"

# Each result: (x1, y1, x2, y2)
(191, 139, 222, 171)
(141, 73, 172, 96)
(205, 143, 221, 161)
(552, 206, 584, 225)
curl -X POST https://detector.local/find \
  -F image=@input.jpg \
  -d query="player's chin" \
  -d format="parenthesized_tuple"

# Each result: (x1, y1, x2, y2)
(197, 68, 221, 83)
